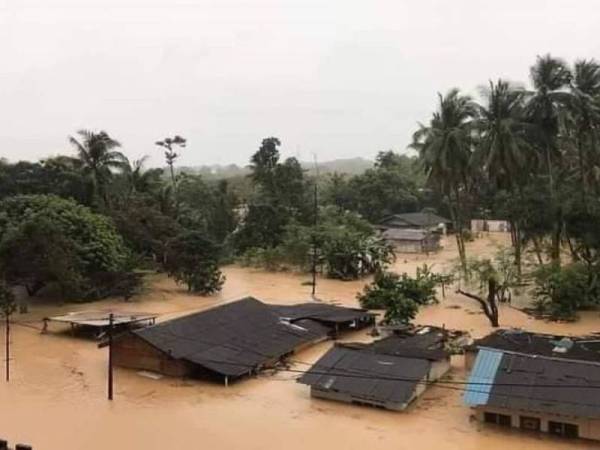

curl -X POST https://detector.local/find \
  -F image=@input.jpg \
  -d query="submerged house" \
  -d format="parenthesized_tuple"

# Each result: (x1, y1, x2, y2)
(378, 212, 451, 234)
(464, 349, 600, 441)
(471, 219, 511, 233)
(298, 327, 451, 411)
(112, 297, 374, 383)
(381, 229, 441, 253)
(464, 329, 600, 369)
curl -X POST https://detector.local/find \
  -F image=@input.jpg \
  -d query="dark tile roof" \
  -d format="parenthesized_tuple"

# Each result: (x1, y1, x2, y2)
(471, 329, 600, 364)
(298, 345, 431, 406)
(269, 303, 375, 325)
(380, 212, 450, 228)
(485, 351, 600, 419)
(369, 329, 449, 361)
(133, 297, 329, 378)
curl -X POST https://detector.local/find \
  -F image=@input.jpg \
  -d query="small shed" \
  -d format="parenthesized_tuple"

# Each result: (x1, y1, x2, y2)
(381, 229, 441, 253)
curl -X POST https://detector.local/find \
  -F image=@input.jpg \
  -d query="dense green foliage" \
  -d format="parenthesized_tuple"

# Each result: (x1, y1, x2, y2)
(357, 266, 440, 324)
(0, 195, 131, 298)
(240, 206, 395, 280)
(164, 231, 225, 294)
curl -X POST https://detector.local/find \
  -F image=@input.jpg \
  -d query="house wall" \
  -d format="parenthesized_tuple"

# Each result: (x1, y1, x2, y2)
(309, 374, 429, 412)
(472, 406, 600, 441)
(464, 349, 477, 371)
(112, 333, 192, 377)
(429, 358, 451, 381)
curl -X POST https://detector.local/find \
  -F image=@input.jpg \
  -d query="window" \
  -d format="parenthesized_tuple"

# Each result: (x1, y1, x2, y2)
(484, 412, 512, 427)
(549, 421, 579, 439)
(520, 416, 541, 432)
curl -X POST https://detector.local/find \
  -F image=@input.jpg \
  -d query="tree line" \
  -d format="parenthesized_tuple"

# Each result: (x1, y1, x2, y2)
(412, 54, 600, 322)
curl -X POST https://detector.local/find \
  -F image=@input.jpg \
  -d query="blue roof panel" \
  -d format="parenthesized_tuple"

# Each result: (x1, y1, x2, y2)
(464, 349, 503, 406)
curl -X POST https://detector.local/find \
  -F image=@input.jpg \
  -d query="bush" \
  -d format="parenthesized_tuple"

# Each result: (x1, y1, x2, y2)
(532, 263, 599, 320)
(357, 267, 440, 324)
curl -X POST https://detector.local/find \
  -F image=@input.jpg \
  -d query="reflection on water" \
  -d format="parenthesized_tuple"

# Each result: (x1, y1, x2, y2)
(1, 234, 597, 449)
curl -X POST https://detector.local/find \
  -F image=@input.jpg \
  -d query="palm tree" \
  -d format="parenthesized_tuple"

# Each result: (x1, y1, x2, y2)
(124, 155, 164, 195)
(474, 79, 533, 276)
(569, 59, 600, 199)
(68, 129, 127, 206)
(527, 55, 572, 263)
(410, 89, 478, 271)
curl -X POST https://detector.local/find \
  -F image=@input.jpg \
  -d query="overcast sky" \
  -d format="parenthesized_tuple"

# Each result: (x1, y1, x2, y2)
(1, 0, 599, 167)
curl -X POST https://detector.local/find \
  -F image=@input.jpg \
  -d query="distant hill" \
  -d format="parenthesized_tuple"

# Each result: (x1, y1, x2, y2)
(177, 157, 373, 179)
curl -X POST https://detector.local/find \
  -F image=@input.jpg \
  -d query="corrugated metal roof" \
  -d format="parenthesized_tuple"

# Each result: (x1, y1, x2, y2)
(298, 346, 430, 407)
(464, 349, 503, 406)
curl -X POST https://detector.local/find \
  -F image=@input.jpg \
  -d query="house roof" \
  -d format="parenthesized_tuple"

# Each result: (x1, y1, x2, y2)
(133, 297, 330, 378)
(470, 329, 600, 364)
(269, 303, 375, 324)
(369, 328, 449, 361)
(298, 345, 431, 406)
(46, 310, 157, 328)
(381, 228, 429, 241)
(380, 212, 450, 228)
(465, 349, 600, 419)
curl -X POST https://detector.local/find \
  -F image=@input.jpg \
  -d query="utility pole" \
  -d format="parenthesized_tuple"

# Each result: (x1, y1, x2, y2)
(107, 313, 114, 401)
(311, 154, 319, 299)
(5, 311, 9, 382)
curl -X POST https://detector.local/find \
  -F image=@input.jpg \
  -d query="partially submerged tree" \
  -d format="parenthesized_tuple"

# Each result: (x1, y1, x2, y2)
(357, 267, 441, 324)
(455, 249, 518, 327)
(411, 89, 478, 272)
(164, 231, 225, 294)
(0, 195, 131, 299)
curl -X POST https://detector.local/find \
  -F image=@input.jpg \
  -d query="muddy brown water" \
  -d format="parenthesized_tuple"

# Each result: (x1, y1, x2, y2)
(2, 234, 600, 449)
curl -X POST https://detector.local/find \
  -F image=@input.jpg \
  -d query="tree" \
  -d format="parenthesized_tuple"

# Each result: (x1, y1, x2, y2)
(155, 135, 186, 187)
(527, 55, 572, 262)
(411, 89, 478, 271)
(474, 79, 533, 277)
(250, 137, 281, 197)
(0, 195, 130, 298)
(357, 269, 440, 324)
(455, 250, 518, 327)
(68, 129, 126, 207)
(344, 151, 421, 222)
(532, 262, 599, 320)
(569, 59, 600, 200)
(164, 231, 225, 294)
(281, 206, 395, 280)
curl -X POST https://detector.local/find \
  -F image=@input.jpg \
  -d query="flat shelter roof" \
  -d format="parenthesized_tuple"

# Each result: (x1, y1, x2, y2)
(45, 310, 158, 327)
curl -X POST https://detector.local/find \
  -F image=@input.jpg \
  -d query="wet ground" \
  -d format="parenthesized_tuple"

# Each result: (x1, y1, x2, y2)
(2, 234, 600, 449)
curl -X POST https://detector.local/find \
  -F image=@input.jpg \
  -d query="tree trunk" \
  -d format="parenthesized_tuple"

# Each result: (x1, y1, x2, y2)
(509, 220, 522, 280)
(457, 278, 499, 328)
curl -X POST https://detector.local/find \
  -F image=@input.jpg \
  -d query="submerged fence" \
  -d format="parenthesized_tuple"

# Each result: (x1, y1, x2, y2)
(0, 439, 32, 449)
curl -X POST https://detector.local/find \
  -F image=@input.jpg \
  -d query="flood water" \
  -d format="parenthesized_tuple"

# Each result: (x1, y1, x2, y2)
(2, 234, 600, 449)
